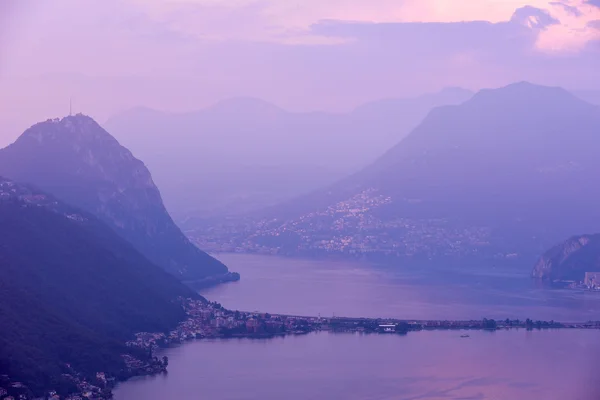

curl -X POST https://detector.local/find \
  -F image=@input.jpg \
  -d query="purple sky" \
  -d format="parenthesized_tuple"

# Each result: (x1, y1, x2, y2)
(0, 0, 599, 144)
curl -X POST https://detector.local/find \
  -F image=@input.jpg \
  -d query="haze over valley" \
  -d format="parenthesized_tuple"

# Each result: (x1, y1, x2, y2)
(189, 82, 600, 278)
(102, 88, 474, 219)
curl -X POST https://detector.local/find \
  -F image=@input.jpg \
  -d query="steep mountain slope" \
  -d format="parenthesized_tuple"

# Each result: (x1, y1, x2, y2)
(0, 178, 198, 396)
(533, 234, 600, 280)
(351, 87, 474, 141)
(574, 90, 600, 106)
(0, 115, 231, 281)
(104, 89, 472, 219)
(208, 83, 600, 264)
(354, 82, 600, 209)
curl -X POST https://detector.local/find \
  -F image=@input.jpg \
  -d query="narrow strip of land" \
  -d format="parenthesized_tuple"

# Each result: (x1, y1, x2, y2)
(128, 299, 600, 352)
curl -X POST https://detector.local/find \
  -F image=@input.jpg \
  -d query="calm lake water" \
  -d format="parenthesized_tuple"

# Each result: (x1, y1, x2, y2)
(114, 254, 600, 400)
(204, 254, 600, 322)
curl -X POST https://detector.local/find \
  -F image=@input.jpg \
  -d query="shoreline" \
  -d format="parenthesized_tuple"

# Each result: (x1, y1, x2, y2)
(184, 271, 241, 290)
(209, 250, 530, 269)
(58, 299, 600, 400)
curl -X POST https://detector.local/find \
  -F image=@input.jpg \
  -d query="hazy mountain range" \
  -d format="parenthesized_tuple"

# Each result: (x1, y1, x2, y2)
(192, 82, 600, 268)
(0, 115, 233, 282)
(104, 88, 474, 219)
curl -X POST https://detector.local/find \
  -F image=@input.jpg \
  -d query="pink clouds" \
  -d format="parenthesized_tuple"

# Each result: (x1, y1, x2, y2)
(132, 0, 600, 50)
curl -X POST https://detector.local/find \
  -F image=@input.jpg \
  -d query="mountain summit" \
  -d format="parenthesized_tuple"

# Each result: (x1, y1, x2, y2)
(0, 114, 231, 281)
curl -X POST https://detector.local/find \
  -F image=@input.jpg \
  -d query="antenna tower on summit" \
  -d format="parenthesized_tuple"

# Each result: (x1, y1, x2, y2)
(69, 97, 72, 116)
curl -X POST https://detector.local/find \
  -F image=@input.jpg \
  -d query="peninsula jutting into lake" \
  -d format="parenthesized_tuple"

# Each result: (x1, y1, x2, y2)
(133, 299, 600, 349)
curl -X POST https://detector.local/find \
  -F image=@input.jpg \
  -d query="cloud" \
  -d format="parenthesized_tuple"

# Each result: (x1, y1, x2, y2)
(587, 0, 600, 7)
(589, 19, 600, 28)
(1, 1, 598, 83)
(2, 0, 598, 79)
(511, 5, 560, 28)
(302, 15, 598, 92)
(311, 6, 555, 55)
(142, 1, 278, 42)
(123, 0, 599, 50)
(550, 1, 583, 16)
(0, 0, 202, 78)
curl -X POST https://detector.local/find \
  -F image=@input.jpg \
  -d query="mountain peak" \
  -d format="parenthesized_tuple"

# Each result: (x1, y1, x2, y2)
(35, 113, 99, 131)
(12, 114, 148, 191)
(477, 81, 566, 96)
(0, 116, 231, 281)
(466, 82, 591, 111)
(19, 113, 117, 148)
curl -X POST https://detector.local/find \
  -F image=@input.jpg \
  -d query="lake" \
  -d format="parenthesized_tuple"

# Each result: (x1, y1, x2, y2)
(114, 254, 600, 400)
(203, 254, 600, 322)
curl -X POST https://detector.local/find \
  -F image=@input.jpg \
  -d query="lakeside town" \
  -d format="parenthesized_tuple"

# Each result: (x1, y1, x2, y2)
(0, 356, 167, 400)
(189, 189, 511, 262)
(4, 297, 600, 400)
(566, 272, 600, 291)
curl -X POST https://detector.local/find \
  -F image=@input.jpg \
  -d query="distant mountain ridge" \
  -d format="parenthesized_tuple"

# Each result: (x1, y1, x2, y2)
(0, 115, 233, 282)
(104, 88, 473, 219)
(198, 82, 600, 264)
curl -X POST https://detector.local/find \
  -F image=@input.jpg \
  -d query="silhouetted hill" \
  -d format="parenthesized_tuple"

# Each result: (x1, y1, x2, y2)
(533, 234, 600, 280)
(104, 89, 472, 219)
(0, 178, 198, 396)
(213, 83, 600, 264)
(0, 115, 231, 281)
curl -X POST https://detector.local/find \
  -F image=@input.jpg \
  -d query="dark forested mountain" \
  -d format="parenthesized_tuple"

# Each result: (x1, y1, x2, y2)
(0, 115, 231, 281)
(533, 234, 600, 280)
(196, 83, 600, 265)
(0, 178, 198, 396)
(104, 89, 472, 219)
